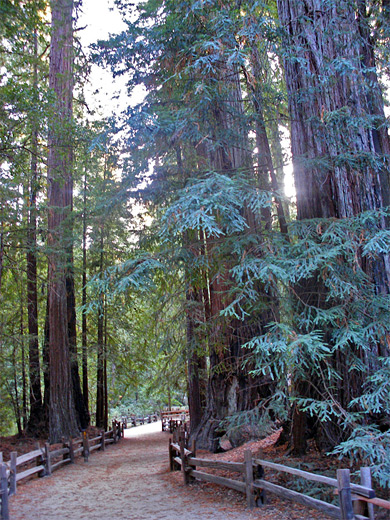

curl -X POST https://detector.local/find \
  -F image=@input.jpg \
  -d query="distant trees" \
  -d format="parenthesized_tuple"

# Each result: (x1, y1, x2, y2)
(0, 0, 49, 435)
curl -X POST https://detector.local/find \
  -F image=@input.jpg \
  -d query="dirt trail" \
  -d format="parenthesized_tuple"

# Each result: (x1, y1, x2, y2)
(8, 422, 256, 520)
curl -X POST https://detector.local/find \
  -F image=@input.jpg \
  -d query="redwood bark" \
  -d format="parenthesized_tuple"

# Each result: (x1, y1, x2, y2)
(67, 268, 90, 429)
(277, 0, 390, 452)
(47, 0, 78, 442)
(186, 282, 207, 434)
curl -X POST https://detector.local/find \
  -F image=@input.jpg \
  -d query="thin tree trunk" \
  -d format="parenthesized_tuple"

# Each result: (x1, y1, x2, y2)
(20, 284, 27, 432)
(12, 344, 23, 436)
(103, 306, 108, 431)
(247, 44, 288, 236)
(96, 164, 106, 430)
(42, 289, 50, 429)
(82, 172, 89, 413)
(26, 30, 44, 434)
(96, 296, 104, 428)
(0, 206, 4, 297)
(21, 333, 27, 431)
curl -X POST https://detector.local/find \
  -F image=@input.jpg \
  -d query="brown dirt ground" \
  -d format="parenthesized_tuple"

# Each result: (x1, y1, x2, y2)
(3, 423, 389, 519)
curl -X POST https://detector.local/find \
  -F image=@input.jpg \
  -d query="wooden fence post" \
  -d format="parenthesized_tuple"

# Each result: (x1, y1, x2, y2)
(253, 450, 266, 506)
(100, 431, 106, 451)
(169, 437, 174, 471)
(35, 443, 45, 477)
(112, 421, 118, 444)
(9, 452, 17, 496)
(62, 438, 68, 462)
(353, 467, 374, 520)
(244, 450, 255, 509)
(0, 463, 9, 520)
(337, 469, 354, 520)
(44, 443, 52, 476)
(179, 431, 189, 485)
(82, 431, 89, 462)
(68, 438, 75, 464)
(190, 439, 196, 458)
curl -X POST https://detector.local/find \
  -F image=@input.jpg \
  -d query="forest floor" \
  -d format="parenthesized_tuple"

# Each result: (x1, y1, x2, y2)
(4, 422, 387, 520)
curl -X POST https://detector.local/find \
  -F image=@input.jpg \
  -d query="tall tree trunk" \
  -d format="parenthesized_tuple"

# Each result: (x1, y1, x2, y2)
(177, 142, 207, 434)
(0, 206, 4, 296)
(12, 344, 23, 437)
(277, 0, 390, 453)
(82, 172, 89, 413)
(103, 307, 108, 431)
(96, 165, 107, 430)
(193, 62, 275, 451)
(26, 30, 44, 434)
(95, 227, 105, 428)
(47, 0, 78, 442)
(186, 280, 207, 434)
(96, 297, 105, 428)
(21, 332, 28, 431)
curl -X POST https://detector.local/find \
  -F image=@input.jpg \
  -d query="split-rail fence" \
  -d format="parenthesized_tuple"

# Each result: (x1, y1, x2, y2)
(120, 413, 159, 429)
(0, 421, 124, 520)
(161, 410, 189, 433)
(169, 432, 390, 520)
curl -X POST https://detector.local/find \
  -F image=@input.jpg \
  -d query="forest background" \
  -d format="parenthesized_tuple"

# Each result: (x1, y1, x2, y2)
(0, 0, 390, 490)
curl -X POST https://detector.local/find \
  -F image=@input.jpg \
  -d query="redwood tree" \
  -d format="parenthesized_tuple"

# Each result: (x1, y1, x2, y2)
(47, 0, 79, 442)
(277, 0, 390, 453)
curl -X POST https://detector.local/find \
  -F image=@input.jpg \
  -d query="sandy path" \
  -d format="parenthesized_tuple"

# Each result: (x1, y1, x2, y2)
(8, 422, 255, 520)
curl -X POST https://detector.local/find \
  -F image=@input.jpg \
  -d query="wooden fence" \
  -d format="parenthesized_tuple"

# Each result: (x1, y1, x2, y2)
(0, 421, 123, 520)
(124, 414, 159, 428)
(161, 410, 189, 432)
(169, 433, 390, 520)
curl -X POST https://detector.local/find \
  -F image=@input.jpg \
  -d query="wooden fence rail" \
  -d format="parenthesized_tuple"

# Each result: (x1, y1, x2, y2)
(169, 434, 390, 520)
(161, 410, 189, 433)
(0, 421, 123, 520)
(118, 414, 159, 429)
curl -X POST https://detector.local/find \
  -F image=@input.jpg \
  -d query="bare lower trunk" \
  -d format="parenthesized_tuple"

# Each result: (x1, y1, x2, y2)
(67, 270, 90, 430)
(186, 284, 207, 433)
